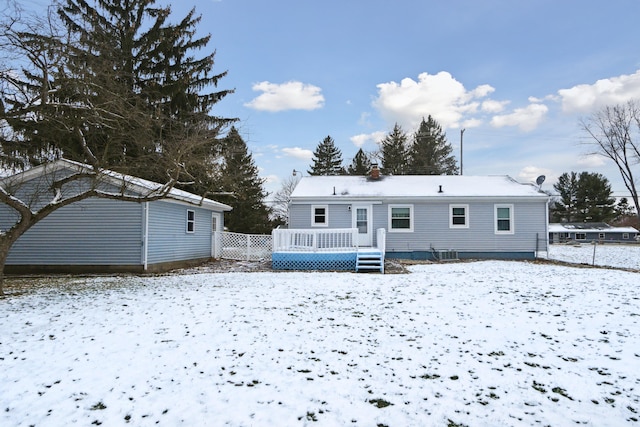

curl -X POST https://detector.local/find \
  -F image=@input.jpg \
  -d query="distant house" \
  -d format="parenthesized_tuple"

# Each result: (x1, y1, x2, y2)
(0, 159, 232, 274)
(549, 223, 639, 243)
(279, 166, 550, 265)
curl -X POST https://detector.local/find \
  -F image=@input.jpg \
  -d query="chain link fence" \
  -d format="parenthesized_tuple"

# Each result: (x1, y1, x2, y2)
(213, 231, 272, 261)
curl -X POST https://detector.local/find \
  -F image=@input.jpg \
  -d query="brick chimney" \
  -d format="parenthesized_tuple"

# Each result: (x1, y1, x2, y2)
(370, 163, 380, 179)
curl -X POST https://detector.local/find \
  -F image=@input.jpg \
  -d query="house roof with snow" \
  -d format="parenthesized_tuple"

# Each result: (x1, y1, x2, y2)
(3, 158, 232, 212)
(549, 223, 638, 233)
(290, 175, 549, 201)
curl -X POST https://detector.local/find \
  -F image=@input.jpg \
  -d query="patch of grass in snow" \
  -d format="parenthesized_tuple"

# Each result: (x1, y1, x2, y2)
(447, 419, 469, 427)
(89, 402, 106, 410)
(369, 398, 393, 408)
(551, 386, 573, 401)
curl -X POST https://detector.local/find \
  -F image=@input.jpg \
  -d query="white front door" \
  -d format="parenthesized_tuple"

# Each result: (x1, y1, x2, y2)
(353, 205, 372, 247)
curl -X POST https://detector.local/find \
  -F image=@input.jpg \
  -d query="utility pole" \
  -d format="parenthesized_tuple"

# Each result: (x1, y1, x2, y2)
(460, 128, 465, 175)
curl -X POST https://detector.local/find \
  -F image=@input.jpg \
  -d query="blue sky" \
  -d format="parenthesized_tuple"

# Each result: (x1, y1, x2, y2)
(24, 0, 640, 198)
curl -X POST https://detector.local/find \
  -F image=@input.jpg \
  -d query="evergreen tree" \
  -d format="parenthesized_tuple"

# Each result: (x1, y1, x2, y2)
(380, 123, 409, 175)
(551, 171, 616, 222)
(408, 116, 458, 175)
(347, 148, 371, 175)
(551, 172, 579, 222)
(308, 135, 345, 175)
(574, 172, 616, 222)
(56, 0, 235, 185)
(216, 127, 271, 234)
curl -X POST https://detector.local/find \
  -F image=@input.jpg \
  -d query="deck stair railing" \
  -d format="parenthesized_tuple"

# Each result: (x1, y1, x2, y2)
(272, 228, 359, 252)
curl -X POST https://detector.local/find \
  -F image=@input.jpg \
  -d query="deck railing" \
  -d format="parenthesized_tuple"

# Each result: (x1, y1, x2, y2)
(272, 228, 358, 252)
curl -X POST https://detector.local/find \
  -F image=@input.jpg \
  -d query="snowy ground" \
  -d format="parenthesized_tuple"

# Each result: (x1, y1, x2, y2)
(547, 243, 640, 270)
(1, 250, 639, 426)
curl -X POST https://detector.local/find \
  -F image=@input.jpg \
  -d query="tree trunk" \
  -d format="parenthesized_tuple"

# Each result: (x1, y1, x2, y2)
(0, 244, 8, 297)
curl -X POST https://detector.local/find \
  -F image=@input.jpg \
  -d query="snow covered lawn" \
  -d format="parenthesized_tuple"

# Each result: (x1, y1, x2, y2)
(547, 243, 640, 270)
(1, 260, 639, 426)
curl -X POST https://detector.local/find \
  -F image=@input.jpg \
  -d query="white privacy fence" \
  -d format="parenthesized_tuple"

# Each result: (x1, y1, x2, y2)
(213, 231, 272, 261)
(272, 228, 358, 252)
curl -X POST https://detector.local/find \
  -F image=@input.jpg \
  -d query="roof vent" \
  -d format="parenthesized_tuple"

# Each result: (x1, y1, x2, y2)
(438, 185, 443, 193)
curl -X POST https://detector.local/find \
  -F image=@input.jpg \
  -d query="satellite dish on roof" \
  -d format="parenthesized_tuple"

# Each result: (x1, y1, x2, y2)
(536, 175, 546, 186)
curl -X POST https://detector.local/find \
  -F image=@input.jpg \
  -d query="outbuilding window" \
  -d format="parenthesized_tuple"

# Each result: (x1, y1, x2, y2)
(186, 209, 196, 233)
(389, 205, 413, 232)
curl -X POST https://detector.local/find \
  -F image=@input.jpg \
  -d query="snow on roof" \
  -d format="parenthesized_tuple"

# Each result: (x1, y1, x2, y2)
(290, 175, 548, 200)
(4, 158, 232, 212)
(548, 223, 638, 233)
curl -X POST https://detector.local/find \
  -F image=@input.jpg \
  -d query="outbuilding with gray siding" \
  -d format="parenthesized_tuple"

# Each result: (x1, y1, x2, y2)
(288, 170, 550, 260)
(0, 160, 231, 274)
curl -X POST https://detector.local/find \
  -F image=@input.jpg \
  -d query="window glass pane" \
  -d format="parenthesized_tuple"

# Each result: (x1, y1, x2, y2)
(452, 216, 466, 225)
(356, 208, 367, 233)
(497, 207, 510, 219)
(392, 207, 410, 218)
(452, 207, 465, 216)
(497, 219, 510, 231)
(391, 207, 410, 229)
(314, 207, 326, 224)
(392, 218, 410, 228)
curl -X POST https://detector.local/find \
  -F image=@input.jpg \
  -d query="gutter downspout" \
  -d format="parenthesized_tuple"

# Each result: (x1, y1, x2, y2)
(142, 202, 149, 271)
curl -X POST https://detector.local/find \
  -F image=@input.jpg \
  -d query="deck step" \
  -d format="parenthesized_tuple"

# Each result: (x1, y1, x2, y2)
(356, 251, 384, 273)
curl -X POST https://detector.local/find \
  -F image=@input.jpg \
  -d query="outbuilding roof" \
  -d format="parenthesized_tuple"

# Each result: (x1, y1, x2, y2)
(3, 158, 232, 212)
(290, 175, 548, 200)
(548, 223, 638, 233)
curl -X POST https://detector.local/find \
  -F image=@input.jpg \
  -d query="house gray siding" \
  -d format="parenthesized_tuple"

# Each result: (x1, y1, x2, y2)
(4, 198, 143, 265)
(146, 200, 212, 264)
(289, 198, 548, 256)
(289, 204, 352, 229)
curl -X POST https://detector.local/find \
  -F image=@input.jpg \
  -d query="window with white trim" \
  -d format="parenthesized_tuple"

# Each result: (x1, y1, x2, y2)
(494, 204, 514, 234)
(575, 232, 586, 240)
(623, 233, 629, 240)
(311, 205, 328, 227)
(450, 204, 469, 228)
(389, 205, 413, 232)
(598, 232, 605, 240)
(186, 209, 196, 233)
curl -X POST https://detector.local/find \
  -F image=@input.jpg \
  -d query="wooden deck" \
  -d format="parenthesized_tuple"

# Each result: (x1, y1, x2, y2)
(271, 228, 386, 273)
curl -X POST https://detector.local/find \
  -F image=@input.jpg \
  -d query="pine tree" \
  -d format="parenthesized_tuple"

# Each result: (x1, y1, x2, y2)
(552, 172, 579, 222)
(380, 123, 409, 175)
(216, 127, 272, 234)
(408, 116, 458, 175)
(551, 171, 616, 222)
(347, 148, 371, 175)
(574, 172, 616, 222)
(56, 0, 235, 185)
(308, 135, 345, 175)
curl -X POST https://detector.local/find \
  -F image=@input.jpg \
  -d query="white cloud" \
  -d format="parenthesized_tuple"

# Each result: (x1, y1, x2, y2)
(350, 131, 386, 148)
(517, 166, 554, 185)
(281, 147, 313, 160)
(577, 154, 607, 167)
(372, 71, 497, 130)
(245, 81, 325, 112)
(490, 103, 548, 132)
(558, 70, 640, 113)
(481, 99, 509, 113)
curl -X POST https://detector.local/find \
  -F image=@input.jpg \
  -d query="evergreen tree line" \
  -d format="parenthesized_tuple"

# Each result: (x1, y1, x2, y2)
(550, 171, 636, 225)
(1, 0, 273, 234)
(308, 116, 459, 176)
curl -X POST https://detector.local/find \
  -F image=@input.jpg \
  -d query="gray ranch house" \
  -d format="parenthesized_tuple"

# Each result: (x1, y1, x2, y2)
(1, 159, 231, 274)
(273, 167, 549, 271)
(549, 223, 639, 243)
